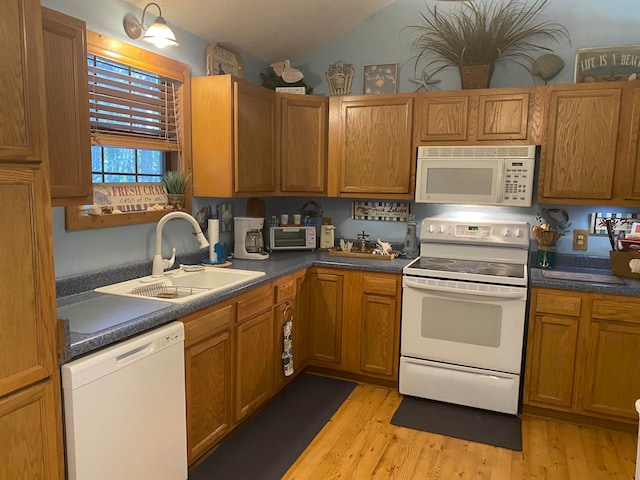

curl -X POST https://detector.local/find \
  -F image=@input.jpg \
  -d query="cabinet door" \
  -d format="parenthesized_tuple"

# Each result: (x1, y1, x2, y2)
(0, 0, 45, 162)
(621, 87, 640, 201)
(525, 314, 579, 408)
(476, 92, 530, 141)
(0, 380, 62, 480)
(415, 94, 470, 142)
(332, 95, 414, 197)
(279, 94, 327, 194)
(234, 80, 276, 194)
(306, 271, 344, 366)
(41, 8, 91, 206)
(359, 293, 399, 378)
(541, 85, 622, 201)
(0, 167, 56, 397)
(185, 330, 232, 464)
(235, 309, 273, 422)
(581, 297, 640, 421)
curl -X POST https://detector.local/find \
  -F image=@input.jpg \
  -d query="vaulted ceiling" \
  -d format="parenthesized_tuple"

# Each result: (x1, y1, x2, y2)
(126, 0, 396, 63)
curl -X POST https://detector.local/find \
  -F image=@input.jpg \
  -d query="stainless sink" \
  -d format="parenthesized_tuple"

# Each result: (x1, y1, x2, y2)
(95, 268, 266, 304)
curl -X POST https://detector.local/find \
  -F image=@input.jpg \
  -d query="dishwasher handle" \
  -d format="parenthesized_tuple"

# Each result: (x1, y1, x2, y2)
(116, 342, 154, 366)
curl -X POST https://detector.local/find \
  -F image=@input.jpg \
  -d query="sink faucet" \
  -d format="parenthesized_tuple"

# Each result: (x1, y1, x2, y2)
(152, 211, 209, 277)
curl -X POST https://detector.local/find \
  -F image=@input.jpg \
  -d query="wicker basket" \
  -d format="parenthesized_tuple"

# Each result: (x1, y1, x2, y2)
(459, 63, 494, 89)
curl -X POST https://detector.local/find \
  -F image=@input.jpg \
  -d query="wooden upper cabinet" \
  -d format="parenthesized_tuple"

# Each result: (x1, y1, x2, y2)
(539, 83, 623, 202)
(477, 92, 531, 141)
(192, 75, 276, 197)
(0, 0, 45, 162)
(0, 167, 56, 397)
(278, 94, 328, 195)
(415, 94, 470, 142)
(329, 94, 414, 199)
(620, 87, 640, 201)
(414, 87, 540, 145)
(41, 7, 92, 206)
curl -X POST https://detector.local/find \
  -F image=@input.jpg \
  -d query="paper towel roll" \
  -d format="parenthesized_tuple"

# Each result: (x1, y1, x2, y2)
(208, 219, 219, 262)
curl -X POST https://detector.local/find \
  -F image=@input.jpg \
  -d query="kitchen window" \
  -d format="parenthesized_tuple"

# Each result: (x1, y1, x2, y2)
(65, 30, 191, 231)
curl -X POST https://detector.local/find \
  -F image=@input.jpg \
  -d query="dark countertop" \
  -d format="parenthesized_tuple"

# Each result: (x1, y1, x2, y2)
(57, 250, 412, 363)
(57, 250, 640, 363)
(528, 252, 640, 295)
(529, 266, 640, 296)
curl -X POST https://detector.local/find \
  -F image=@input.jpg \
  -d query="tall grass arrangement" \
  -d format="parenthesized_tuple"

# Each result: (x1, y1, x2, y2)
(162, 170, 191, 194)
(410, 0, 570, 78)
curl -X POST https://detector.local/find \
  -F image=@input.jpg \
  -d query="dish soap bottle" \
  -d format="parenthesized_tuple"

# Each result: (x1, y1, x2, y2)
(403, 215, 419, 258)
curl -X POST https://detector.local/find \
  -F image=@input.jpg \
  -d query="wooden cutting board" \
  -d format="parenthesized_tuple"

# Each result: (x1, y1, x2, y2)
(247, 197, 265, 218)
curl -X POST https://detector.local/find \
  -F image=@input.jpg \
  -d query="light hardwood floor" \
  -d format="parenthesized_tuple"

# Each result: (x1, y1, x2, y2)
(283, 383, 638, 480)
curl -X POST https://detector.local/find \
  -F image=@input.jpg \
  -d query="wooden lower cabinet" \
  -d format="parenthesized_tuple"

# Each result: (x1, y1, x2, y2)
(0, 380, 62, 480)
(524, 288, 640, 425)
(235, 309, 273, 422)
(273, 271, 307, 392)
(305, 269, 344, 366)
(305, 268, 401, 383)
(182, 301, 234, 464)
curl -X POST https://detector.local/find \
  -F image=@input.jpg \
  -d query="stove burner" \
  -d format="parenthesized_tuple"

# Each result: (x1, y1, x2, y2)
(427, 258, 456, 264)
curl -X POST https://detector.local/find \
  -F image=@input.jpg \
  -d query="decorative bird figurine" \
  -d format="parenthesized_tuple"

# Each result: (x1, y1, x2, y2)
(270, 59, 304, 83)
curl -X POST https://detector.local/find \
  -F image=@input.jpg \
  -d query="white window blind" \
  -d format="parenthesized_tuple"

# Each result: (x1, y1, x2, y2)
(88, 53, 181, 151)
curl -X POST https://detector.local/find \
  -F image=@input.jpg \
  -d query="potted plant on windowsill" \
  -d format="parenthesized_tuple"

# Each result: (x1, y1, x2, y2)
(409, 0, 569, 89)
(162, 170, 191, 210)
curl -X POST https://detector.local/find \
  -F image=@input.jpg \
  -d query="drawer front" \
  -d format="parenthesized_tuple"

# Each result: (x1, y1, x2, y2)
(592, 296, 640, 324)
(183, 303, 234, 347)
(275, 278, 296, 303)
(237, 285, 273, 322)
(362, 274, 398, 296)
(535, 291, 582, 317)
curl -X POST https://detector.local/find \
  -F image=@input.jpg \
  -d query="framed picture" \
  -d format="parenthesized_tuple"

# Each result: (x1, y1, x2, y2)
(362, 63, 397, 94)
(206, 43, 243, 78)
(574, 45, 640, 83)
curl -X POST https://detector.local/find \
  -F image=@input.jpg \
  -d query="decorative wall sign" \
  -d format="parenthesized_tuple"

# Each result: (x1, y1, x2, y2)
(589, 212, 640, 234)
(574, 45, 640, 82)
(92, 182, 168, 212)
(275, 86, 306, 94)
(352, 201, 410, 221)
(363, 63, 398, 94)
(206, 43, 244, 78)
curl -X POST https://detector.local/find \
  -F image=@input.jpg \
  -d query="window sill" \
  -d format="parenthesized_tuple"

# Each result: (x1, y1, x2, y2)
(64, 206, 189, 231)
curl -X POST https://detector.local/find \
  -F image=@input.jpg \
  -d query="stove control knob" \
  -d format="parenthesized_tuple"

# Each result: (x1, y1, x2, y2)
(439, 225, 446, 233)
(503, 229, 511, 237)
(514, 229, 523, 238)
(428, 224, 436, 233)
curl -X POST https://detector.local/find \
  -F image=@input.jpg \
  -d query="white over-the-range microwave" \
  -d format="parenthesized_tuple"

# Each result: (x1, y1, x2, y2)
(415, 145, 536, 206)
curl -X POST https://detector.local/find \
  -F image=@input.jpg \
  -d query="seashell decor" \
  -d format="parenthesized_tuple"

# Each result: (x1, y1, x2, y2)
(532, 54, 565, 84)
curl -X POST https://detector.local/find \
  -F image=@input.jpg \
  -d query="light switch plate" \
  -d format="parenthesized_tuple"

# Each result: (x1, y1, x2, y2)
(573, 229, 588, 250)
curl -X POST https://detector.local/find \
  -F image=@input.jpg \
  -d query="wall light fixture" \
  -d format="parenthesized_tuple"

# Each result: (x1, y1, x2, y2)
(123, 2, 178, 48)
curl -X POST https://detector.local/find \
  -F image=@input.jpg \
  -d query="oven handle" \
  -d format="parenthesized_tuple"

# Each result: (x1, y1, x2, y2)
(403, 277, 525, 299)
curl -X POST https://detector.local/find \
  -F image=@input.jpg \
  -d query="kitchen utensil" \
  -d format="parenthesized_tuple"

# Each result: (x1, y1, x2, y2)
(247, 197, 265, 218)
(605, 219, 616, 251)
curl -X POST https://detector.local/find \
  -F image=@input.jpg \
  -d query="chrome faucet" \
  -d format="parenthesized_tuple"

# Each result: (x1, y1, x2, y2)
(152, 211, 209, 277)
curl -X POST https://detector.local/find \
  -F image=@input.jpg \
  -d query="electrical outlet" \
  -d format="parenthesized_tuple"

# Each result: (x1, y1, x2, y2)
(573, 229, 588, 250)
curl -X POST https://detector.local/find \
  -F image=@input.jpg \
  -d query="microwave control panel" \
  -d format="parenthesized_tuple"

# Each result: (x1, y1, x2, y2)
(502, 158, 534, 207)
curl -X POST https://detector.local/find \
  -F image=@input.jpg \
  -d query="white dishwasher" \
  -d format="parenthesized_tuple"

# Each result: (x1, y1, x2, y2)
(61, 321, 187, 480)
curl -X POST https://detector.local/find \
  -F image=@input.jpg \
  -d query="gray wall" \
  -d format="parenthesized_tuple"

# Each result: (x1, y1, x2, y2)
(47, 0, 639, 277)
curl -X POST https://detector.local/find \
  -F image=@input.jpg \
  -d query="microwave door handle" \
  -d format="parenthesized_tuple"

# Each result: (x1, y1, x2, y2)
(496, 161, 505, 204)
(404, 277, 524, 299)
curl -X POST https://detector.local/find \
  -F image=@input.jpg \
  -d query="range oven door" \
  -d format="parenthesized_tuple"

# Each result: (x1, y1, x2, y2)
(401, 275, 527, 375)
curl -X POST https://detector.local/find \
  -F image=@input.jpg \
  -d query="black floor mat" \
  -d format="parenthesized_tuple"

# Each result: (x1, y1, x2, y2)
(188, 373, 357, 480)
(390, 396, 522, 451)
